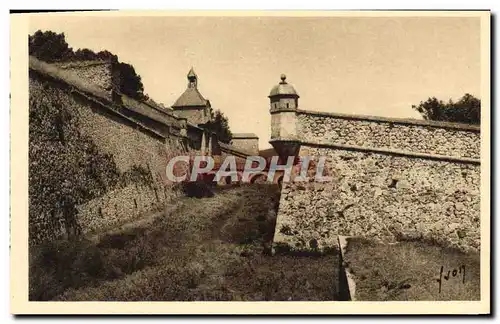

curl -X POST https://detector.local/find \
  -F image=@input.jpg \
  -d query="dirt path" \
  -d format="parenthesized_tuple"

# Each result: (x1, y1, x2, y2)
(86, 204, 181, 244)
(86, 184, 246, 244)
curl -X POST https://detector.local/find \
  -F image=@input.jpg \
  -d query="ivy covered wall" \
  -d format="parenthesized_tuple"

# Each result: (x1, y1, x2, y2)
(29, 73, 186, 245)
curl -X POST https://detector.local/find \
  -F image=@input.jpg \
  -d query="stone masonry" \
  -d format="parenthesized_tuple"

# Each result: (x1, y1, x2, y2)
(268, 75, 481, 253)
(29, 56, 256, 245)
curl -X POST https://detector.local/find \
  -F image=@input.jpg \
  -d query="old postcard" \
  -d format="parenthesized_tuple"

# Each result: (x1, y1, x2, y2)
(10, 10, 490, 314)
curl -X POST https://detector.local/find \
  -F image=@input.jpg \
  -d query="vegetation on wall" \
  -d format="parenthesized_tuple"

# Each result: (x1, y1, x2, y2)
(412, 93, 481, 125)
(29, 84, 156, 245)
(29, 30, 147, 101)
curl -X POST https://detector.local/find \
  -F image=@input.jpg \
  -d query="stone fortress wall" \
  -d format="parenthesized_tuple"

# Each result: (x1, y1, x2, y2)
(29, 58, 189, 243)
(269, 77, 481, 253)
(28, 57, 251, 244)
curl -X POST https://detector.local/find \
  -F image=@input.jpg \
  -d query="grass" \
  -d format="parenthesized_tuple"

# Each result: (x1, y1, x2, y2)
(343, 237, 480, 301)
(30, 184, 339, 301)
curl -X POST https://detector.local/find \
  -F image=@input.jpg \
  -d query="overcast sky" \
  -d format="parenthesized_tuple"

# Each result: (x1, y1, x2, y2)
(29, 14, 481, 149)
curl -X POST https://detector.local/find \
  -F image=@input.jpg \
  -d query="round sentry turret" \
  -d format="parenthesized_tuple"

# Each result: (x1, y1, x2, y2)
(269, 74, 299, 113)
(269, 74, 298, 96)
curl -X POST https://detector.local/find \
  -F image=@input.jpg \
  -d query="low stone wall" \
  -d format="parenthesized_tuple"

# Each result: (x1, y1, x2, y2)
(77, 183, 181, 235)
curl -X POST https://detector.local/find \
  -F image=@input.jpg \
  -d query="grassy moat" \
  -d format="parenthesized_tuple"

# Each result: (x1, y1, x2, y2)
(29, 183, 480, 302)
(29, 184, 340, 301)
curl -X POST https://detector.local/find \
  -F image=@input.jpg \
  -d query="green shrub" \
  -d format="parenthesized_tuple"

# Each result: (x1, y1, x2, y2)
(29, 239, 105, 300)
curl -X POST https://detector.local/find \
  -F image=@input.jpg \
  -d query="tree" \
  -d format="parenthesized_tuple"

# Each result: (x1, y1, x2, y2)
(117, 62, 146, 100)
(95, 50, 118, 62)
(206, 109, 232, 144)
(73, 49, 119, 62)
(29, 30, 145, 100)
(412, 93, 480, 125)
(28, 30, 74, 62)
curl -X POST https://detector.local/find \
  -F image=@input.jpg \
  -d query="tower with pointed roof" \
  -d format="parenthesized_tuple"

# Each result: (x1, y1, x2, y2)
(172, 68, 212, 126)
(268, 74, 301, 159)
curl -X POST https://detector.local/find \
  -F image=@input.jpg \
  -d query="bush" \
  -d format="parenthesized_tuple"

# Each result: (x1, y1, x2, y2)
(29, 239, 105, 300)
(180, 181, 214, 198)
(29, 229, 161, 301)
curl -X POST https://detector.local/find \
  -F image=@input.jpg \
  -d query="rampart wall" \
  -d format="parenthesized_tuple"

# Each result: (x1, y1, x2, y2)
(272, 110, 481, 252)
(28, 57, 194, 244)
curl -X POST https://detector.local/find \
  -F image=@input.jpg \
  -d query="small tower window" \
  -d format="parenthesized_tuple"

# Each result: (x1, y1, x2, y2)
(286, 103, 289, 109)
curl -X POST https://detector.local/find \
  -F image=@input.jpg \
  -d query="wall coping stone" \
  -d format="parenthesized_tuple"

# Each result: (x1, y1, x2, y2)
(271, 138, 480, 164)
(296, 109, 481, 132)
(301, 141, 481, 165)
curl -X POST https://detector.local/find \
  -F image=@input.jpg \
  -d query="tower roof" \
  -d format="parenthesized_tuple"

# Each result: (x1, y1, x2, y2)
(269, 74, 299, 97)
(172, 88, 207, 108)
(172, 67, 208, 108)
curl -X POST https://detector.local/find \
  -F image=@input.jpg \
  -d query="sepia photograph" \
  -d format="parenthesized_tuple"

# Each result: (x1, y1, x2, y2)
(9, 10, 490, 314)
